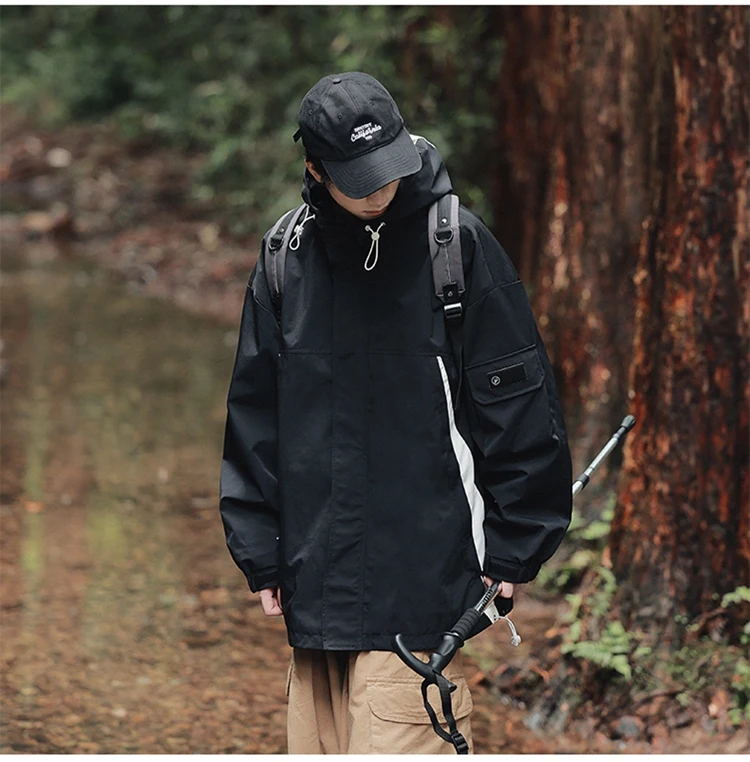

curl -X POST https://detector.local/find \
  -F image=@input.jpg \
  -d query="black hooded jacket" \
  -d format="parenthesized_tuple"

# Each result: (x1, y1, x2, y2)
(219, 137, 572, 651)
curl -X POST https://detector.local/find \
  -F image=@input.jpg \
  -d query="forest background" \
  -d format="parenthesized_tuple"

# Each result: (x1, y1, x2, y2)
(1, 4, 748, 755)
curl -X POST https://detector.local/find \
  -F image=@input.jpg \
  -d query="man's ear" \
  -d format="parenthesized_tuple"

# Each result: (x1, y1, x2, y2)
(305, 160, 323, 184)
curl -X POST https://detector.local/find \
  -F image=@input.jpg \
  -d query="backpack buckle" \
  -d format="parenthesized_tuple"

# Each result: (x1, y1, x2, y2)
(444, 302, 463, 321)
(443, 282, 463, 321)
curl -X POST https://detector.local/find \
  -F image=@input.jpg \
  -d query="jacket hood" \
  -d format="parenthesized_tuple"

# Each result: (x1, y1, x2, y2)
(299, 136, 453, 268)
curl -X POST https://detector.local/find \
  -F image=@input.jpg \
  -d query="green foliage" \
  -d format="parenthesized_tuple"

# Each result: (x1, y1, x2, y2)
(564, 618, 750, 726)
(721, 586, 750, 608)
(730, 660, 750, 726)
(560, 566, 750, 727)
(0, 6, 504, 234)
(562, 568, 634, 682)
(588, 566, 618, 618)
(562, 620, 633, 680)
(721, 586, 750, 647)
(536, 548, 598, 594)
(536, 495, 616, 594)
(659, 644, 750, 728)
(579, 519, 611, 542)
(571, 498, 615, 542)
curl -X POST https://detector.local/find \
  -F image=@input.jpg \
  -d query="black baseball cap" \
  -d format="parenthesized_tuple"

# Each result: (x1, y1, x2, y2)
(293, 72, 422, 199)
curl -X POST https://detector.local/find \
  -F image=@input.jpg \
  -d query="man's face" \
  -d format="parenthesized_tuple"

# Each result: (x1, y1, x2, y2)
(306, 161, 400, 220)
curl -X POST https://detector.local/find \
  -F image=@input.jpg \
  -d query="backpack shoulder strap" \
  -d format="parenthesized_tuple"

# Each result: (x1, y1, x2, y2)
(428, 193, 465, 411)
(428, 193, 464, 320)
(263, 203, 310, 313)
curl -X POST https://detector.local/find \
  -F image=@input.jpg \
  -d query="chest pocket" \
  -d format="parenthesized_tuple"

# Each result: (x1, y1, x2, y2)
(465, 344, 545, 405)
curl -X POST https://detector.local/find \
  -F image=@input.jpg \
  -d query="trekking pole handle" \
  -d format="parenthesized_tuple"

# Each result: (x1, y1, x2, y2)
(450, 601, 488, 644)
(572, 414, 635, 497)
(393, 633, 436, 679)
(393, 581, 502, 677)
(449, 580, 514, 639)
(440, 582, 510, 659)
(475, 579, 499, 608)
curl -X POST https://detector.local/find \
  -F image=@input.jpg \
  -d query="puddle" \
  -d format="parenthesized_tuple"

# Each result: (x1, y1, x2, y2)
(0, 259, 289, 753)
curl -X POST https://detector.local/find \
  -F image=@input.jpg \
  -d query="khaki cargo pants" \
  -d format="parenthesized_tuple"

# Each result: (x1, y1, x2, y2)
(286, 647, 474, 754)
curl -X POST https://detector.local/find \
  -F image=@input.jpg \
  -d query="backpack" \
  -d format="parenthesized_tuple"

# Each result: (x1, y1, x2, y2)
(264, 193, 466, 410)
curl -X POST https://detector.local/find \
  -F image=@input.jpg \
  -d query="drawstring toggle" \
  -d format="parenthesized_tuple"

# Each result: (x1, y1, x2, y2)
(364, 222, 385, 271)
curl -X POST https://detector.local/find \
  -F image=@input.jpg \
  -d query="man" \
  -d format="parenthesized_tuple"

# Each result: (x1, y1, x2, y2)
(219, 72, 572, 754)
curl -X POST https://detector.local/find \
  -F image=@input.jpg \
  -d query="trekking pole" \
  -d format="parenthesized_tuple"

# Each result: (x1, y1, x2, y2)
(573, 414, 635, 496)
(393, 413, 636, 754)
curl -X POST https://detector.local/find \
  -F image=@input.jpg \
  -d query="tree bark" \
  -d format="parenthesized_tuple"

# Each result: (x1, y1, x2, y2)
(524, 6, 748, 734)
(609, 5, 750, 647)
(494, 8, 662, 491)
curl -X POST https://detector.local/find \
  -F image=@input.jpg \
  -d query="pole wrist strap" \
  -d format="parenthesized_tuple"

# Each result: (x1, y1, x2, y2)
(420, 673, 470, 755)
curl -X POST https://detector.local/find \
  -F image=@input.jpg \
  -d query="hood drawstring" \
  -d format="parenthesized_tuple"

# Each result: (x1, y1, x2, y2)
(290, 207, 316, 251)
(364, 222, 385, 271)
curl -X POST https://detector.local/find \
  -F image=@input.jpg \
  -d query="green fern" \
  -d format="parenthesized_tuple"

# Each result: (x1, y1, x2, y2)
(561, 620, 635, 681)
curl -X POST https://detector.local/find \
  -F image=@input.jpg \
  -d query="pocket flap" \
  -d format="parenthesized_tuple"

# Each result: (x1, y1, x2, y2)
(366, 676, 473, 724)
(466, 344, 545, 405)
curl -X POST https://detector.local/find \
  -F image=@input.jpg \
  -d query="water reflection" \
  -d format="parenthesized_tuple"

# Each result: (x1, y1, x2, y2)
(1, 261, 289, 753)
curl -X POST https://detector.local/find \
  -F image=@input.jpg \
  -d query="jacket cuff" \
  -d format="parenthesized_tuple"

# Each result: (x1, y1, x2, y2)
(247, 566, 279, 593)
(483, 554, 541, 584)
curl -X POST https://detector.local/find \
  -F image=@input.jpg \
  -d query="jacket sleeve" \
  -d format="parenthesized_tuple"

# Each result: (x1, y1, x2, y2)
(219, 240, 281, 592)
(460, 213, 573, 584)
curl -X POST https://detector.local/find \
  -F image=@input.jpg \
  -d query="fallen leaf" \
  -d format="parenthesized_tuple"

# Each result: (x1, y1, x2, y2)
(530, 664, 550, 684)
(467, 670, 487, 687)
(708, 688, 730, 731)
(199, 588, 230, 607)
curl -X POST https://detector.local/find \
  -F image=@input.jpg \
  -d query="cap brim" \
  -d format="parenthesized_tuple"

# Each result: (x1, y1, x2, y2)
(321, 127, 422, 199)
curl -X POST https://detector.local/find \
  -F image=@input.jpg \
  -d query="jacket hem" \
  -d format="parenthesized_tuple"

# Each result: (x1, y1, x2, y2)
(483, 555, 541, 584)
(287, 630, 450, 652)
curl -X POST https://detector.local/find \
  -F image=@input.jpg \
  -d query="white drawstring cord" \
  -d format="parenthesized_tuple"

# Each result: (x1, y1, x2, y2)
(502, 615, 522, 646)
(364, 222, 385, 271)
(289, 207, 316, 250)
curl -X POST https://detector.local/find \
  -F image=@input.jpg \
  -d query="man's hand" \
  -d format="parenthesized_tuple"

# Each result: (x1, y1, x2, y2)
(483, 576, 515, 598)
(259, 586, 283, 616)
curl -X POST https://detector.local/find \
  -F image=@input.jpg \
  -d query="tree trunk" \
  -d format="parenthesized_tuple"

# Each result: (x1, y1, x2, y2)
(609, 5, 750, 647)
(494, 8, 661, 495)
(523, 6, 748, 734)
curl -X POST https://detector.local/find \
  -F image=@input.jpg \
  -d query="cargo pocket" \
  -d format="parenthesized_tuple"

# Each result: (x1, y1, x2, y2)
(366, 673, 473, 754)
